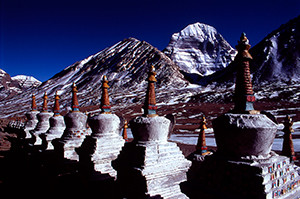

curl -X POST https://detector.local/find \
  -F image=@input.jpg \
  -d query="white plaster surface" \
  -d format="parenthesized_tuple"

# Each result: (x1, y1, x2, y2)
(32, 112, 53, 145)
(45, 115, 66, 150)
(24, 111, 39, 138)
(87, 113, 125, 177)
(131, 116, 171, 143)
(56, 111, 89, 161)
(213, 113, 278, 157)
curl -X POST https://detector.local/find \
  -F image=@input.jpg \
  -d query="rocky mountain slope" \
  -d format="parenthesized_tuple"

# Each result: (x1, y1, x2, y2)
(0, 38, 197, 118)
(251, 15, 300, 83)
(0, 69, 22, 100)
(164, 22, 236, 77)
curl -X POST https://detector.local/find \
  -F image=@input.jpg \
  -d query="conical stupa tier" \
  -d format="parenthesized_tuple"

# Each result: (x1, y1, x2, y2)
(233, 33, 257, 114)
(77, 76, 125, 178)
(30, 92, 53, 145)
(52, 83, 90, 161)
(113, 66, 191, 199)
(24, 93, 40, 138)
(43, 91, 66, 150)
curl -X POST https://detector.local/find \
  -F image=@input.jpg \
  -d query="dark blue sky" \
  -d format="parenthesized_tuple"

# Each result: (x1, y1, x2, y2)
(1, 0, 299, 82)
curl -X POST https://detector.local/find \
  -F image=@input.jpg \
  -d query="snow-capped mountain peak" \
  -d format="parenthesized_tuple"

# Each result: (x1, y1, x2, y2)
(164, 22, 236, 77)
(177, 22, 218, 39)
(11, 75, 42, 88)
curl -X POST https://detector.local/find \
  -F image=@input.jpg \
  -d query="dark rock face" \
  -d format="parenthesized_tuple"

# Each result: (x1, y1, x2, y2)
(250, 15, 300, 83)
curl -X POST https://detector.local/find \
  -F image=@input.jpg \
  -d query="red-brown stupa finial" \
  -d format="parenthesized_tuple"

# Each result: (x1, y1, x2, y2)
(282, 115, 297, 162)
(42, 92, 48, 112)
(72, 82, 80, 112)
(196, 116, 209, 155)
(32, 93, 37, 111)
(233, 33, 257, 114)
(100, 75, 111, 114)
(53, 91, 61, 116)
(143, 65, 158, 117)
(123, 120, 128, 142)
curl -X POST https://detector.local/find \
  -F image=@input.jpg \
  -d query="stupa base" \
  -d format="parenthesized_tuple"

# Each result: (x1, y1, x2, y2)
(185, 152, 300, 199)
(113, 141, 191, 199)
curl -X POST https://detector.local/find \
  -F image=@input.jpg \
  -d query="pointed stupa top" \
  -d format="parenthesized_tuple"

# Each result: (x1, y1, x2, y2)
(200, 116, 208, 131)
(53, 91, 61, 116)
(71, 82, 80, 112)
(143, 65, 158, 117)
(100, 75, 111, 114)
(235, 32, 253, 60)
(31, 93, 37, 111)
(233, 33, 257, 114)
(42, 92, 48, 112)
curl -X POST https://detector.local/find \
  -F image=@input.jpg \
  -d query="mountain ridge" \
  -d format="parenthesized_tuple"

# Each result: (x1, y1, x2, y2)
(0, 37, 195, 118)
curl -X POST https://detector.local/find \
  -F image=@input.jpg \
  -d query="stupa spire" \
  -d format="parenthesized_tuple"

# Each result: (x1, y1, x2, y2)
(196, 116, 209, 155)
(53, 91, 61, 116)
(143, 65, 158, 117)
(32, 93, 37, 111)
(100, 75, 111, 114)
(282, 115, 297, 162)
(233, 33, 256, 113)
(42, 92, 48, 112)
(71, 82, 80, 112)
(122, 120, 128, 142)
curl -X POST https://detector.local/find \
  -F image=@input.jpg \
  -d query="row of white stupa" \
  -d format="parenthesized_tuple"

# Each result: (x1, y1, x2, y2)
(23, 70, 191, 199)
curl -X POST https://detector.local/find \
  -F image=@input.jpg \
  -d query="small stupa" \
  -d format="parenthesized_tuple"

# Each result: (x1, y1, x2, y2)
(30, 92, 53, 145)
(77, 75, 125, 178)
(24, 93, 40, 138)
(195, 116, 211, 156)
(43, 91, 66, 150)
(122, 120, 129, 142)
(185, 33, 300, 199)
(52, 83, 90, 161)
(113, 66, 191, 199)
(282, 115, 297, 162)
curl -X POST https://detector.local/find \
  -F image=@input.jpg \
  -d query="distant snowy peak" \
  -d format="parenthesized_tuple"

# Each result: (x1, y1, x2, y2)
(12, 75, 41, 88)
(250, 15, 300, 83)
(164, 22, 236, 77)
